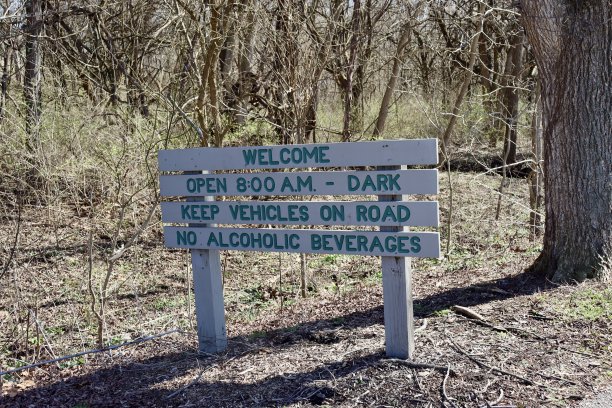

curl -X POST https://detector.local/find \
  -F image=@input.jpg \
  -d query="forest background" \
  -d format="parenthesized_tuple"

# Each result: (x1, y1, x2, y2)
(0, 1, 610, 406)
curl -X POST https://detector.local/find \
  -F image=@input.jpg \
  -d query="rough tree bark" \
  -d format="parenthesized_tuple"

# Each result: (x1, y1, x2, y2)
(521, 0, 611, 282)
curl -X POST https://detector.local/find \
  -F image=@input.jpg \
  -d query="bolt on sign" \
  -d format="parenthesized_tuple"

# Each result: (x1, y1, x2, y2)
(159, 139, 440, 359)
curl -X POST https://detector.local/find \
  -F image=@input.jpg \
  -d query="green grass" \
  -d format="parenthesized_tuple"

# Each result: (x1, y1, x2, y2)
(565, 288, 612, 321)
(433, 308, 451, 317)
(154, 296, 185, 311)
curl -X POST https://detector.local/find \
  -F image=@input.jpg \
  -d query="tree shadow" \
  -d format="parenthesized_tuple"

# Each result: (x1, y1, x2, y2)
(4, 270, 550, 407)
(4, 347, 385, 407)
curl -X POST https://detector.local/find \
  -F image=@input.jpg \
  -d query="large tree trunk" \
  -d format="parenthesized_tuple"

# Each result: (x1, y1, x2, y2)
(24, 0, 43, 150)
(521, 1, 612, 282)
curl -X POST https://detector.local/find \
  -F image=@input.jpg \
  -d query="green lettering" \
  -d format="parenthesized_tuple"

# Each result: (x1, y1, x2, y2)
(346, 235, 357, 252)
(280, 148, 291, 164)
(288, 205, 299, 221)
(242, 149, 257, 165)
(186, 178, 197, 193)
(322, 234, 333, 251)
(277, 205, 288, 222)
(289, 234, 300, 249)
(281, 177, 295, 193)
(267, 149, 279, 165)
(368, 205, 380, 221)
(177, 231, 188, 245)
(190, 205, 200, 220)
(356, 205, 367, 221)
(181, 205, 191, 220)
(319, 146, 330, 163)
(333, 235, 345, 249)
(389, 174, 401, 191)
(229, 205, 240, 220)
(303, 147, 317, 162)
(382, 206, 397, 222)
(384, 236, 397, 252)
(217, 178, 227, 193)
(257, 149, 268, 165)
(410, 236, 421, 253)
(210, 205, 219, 219)
(398, 236, 410, 253)
(296, 176, 312, 192)
(333, 205, 345, 221)
(348, 175, 359, 192)
(311, 234, 322, 250)
(357, 235, 368, 252)
(377, 174, 389, 191)
(207, 232, 220, 246)
(291, 149, 302, 164)
(370, 236, 384, 252)
(299, 206, 309, 221)
(362, 175, 376, 191)
(398, 205, 411, 222)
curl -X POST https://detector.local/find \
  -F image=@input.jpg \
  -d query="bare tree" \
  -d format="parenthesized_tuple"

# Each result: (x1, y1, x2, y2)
(23, 0, 43, 150)
(500, 24, 525, 166)
(372, 6, 416, 138)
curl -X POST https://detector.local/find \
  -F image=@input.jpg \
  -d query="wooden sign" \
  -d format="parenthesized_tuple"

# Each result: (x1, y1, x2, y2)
(165, 226, 440, 258)
(160, 169, 438, 197)
(159, 139, 438, 171)
(158, 139, 441, 359)
(161, 201, 439, 227)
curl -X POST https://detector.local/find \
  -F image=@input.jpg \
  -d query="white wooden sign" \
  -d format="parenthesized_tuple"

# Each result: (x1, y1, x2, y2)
(160, 169, 438, 197)
(161, 201, 439, 227)
(159, 139, 437, 171)
(158, 139, 440, 359)
(165, 226, 440, 258)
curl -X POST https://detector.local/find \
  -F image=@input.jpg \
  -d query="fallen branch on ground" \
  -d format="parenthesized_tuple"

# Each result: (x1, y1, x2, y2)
(0, 328, 181, 377)
(442, 364, 458, 408)
(451, 305, 486, 321)
(447, 335, 547, 388)
(380, 359, 458, 376)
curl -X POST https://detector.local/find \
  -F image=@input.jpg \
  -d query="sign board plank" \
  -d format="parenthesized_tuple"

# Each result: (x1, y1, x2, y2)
(159, 139, 438, 172)
(161, 200, 439, 227)
(165, 226, 441, 258)
(160, 169, 438, 197)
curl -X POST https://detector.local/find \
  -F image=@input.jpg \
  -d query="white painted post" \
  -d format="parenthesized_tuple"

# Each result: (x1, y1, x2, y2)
(379, 165, 414, 359)
(188, 172, 227, 353)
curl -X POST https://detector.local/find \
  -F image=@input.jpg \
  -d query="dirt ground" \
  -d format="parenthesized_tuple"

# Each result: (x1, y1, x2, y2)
(1, 171, 611, 407)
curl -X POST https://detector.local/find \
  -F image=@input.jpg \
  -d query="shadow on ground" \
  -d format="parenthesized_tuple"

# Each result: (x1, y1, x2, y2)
(3, 270, 550, 407)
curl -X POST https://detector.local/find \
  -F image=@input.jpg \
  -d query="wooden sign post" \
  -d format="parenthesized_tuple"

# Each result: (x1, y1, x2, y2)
(158, 139, 440, 359)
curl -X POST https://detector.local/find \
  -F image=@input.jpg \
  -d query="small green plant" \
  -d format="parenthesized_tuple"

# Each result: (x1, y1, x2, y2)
(59, 356, 85, 369)
(47, 326, 65, 336)
(249, 330, 267, 339)
(322, 254, 339, 265)
(241, 286, 268, 305)
(565, 288, 612, 321)
(154, 296, 185, 311)
(433, 308, 451, 317)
